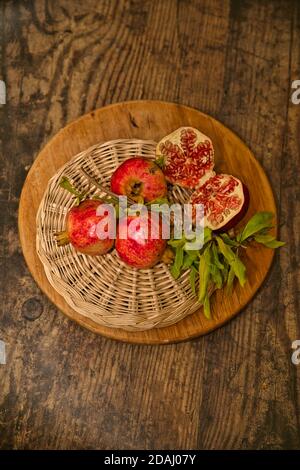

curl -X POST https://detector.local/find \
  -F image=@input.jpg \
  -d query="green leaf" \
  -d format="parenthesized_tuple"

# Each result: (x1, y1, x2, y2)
(170, 246, 184, 279)
(226, 265, 235, 294)
(216, 236, 246, 287)
(211, 243, 224, 270)
(168, 238, 186, 248)
(155, 155, 165, 169)
(59, 176, 87, 205)
(203, 294, 211, 319)
(198, 245, 211, 304)
(60, 176, 84, 199)
(232, 255, 246, 287)
(254, 234, 285, 249)
(220, 233, 240, 247)
(193, 260, 199, 270)
(238, 212, 273, 242)
(182, 254, 193, 270)
(182, 251, 199, 269)
(189, 267, 197, 295)
(216, 236, 235, 263)
(146, 197, 170, 206)
(182, 228, 211, 251)
(221, 260, 230, 284)
(183, 248, 199, 257)
(210, 264, 223, 289)
(204, 227, 212, 244)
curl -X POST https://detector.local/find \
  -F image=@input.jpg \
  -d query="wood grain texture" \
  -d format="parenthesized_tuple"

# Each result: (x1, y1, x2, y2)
(19, 100, 276, 341)
(0, 0, 300, 450)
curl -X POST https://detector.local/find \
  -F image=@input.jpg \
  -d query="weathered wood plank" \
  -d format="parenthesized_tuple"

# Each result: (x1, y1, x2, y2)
(196, 0, 300, 449)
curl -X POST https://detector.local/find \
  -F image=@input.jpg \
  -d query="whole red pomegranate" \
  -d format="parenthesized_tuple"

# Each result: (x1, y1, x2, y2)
(56, 199, 114, 255)
(111, 157, 167, 202)
(115, 212, 167, 269)
(190, 174, 249, 232)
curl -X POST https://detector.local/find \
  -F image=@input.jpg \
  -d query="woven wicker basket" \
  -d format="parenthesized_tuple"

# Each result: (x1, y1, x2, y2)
(36, 139, 202, 331)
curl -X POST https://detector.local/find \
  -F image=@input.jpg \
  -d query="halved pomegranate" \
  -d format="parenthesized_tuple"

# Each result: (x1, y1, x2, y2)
(190, 174, 249, 232)
(156, 127, 215, 188)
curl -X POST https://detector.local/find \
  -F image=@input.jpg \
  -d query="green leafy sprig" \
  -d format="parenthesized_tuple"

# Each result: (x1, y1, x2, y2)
(168, 212, 285, 319)
(59, 176, 86, 205)
(59, 176, 114, 206)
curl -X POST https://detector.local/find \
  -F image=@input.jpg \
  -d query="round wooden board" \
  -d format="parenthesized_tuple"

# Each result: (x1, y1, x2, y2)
(19, 100, 276, 344)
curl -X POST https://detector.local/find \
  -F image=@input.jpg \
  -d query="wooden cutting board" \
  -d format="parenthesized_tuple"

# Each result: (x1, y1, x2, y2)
(18, 100, 276, 344)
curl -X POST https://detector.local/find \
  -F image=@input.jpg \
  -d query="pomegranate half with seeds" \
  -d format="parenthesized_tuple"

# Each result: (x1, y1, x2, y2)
(190, 173, 249, 232)
(156, 127, 215, 188)
(56, 199, 114, 256)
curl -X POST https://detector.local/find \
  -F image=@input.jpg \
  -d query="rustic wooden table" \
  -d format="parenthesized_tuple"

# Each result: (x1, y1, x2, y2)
(0, 0, 299, 450)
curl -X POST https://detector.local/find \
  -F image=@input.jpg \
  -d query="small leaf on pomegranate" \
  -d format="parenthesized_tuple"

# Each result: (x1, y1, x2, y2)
(238, 212, 273, 242)
(254, 234, 285, 248)
(154, 155, 165, 169)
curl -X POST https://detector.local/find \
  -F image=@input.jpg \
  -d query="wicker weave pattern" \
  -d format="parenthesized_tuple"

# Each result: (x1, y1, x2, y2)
(36, 139, 201, 330)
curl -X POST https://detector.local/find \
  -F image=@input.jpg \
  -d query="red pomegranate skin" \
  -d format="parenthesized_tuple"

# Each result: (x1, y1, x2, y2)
(111, 157, 167, 202)
(65, 200, 114, 255)
(115, 214, 167, 269)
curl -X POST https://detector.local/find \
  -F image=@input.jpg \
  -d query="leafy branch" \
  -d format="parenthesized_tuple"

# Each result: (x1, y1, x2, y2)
(168, 212, 285, 319)
(59, 176, 114, 206)
(59, 176, 86, 205)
